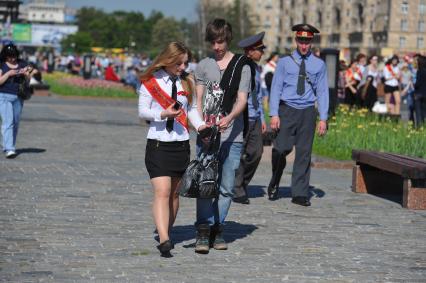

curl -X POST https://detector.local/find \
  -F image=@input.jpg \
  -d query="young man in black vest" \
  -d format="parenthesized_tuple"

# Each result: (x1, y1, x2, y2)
(194, 18, 254, 253)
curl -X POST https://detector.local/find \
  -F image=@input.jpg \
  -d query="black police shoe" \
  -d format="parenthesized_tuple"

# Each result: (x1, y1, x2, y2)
(233, 195, 250, 204)
(267, 185, 279, 200)
(291, 196, 311, 207)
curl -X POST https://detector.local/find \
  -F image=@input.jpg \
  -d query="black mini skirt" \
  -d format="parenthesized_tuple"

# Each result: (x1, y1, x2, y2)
(384, 85, 399, 94)
(145, 139, 190, 179)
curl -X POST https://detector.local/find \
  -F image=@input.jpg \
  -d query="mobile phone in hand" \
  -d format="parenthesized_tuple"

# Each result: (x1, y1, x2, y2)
(173, 101, 182, 110)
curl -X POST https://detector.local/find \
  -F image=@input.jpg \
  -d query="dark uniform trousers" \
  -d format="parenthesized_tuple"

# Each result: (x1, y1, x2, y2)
(234, 118, 264, 198)
(269, 103, 316, 197)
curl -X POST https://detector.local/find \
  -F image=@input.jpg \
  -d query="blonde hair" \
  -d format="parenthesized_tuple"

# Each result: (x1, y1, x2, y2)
(141, 42, 193, 104)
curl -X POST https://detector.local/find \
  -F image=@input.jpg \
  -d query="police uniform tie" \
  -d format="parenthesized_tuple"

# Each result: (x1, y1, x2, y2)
(297, 56, 306, 95)
(166, 77, 177, 132)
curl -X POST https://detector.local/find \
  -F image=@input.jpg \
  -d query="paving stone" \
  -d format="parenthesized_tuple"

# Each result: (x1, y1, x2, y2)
(0, 96, 425, 282)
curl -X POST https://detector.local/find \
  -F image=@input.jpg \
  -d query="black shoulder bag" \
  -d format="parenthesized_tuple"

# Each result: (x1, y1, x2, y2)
(17, 77, 32, 100)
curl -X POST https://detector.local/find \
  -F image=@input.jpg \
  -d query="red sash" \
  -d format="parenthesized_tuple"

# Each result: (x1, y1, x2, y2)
(346, 69, 359, 82)
(143, 76, 188, 130)
(386, 64, 397, 78)
(355, 66, 363, 79)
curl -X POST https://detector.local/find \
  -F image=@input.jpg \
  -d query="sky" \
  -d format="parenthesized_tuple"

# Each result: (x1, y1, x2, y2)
(63, 0, 199, 21)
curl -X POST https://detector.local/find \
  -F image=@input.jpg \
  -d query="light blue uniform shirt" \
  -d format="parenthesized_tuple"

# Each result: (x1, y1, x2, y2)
(269, 50, 329, 121)
(247, 65, 264, 122)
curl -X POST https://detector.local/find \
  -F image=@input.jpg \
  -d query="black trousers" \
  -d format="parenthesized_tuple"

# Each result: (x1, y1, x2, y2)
(269, 104, 316, 197)
(234, 119, 264, 198)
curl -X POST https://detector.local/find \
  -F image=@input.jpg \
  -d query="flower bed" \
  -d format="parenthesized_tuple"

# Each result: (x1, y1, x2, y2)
(313, 105, 426, 160)
(43, 72, 136, 98)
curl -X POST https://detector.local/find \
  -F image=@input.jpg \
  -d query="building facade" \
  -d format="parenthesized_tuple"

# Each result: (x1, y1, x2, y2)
(0, 0, 20, 23)
(21, 0, 67, 24)
(247, 0, 426, 58)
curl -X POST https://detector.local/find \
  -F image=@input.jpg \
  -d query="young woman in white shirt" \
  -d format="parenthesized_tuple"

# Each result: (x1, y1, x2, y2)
(383, 55, 402, 114)
(138, 42, 207, 256)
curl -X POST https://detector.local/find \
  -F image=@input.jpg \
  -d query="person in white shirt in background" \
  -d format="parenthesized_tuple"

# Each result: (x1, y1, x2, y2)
(260, 52, 279, 113)
(383, 55, 402, 115)
(138, 41, 207, 256)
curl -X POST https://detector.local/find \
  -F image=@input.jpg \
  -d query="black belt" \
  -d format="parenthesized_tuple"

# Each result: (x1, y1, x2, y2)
(147, 139, 189, 147)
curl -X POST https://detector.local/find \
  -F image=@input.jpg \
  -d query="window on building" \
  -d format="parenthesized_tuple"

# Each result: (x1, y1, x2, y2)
(418, 37, 425, 49)
(401, 19, 408, 31)
(335, 8, 341, 26)
(399, 37, 406, 48)
(401, 1, 408, 14)
(419, 20, 425, 32)
(420, 0, 426, 14)
(318, 11, 322, 27)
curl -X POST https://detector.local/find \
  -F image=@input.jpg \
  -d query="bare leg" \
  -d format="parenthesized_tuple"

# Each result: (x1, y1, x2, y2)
(151, 176, 172, 244)
(384, 92, 392, 113)
(169, 177, 180, 228)
(393, 91, 401, 115)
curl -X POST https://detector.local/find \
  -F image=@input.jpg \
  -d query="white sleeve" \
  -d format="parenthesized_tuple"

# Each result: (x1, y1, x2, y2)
(383, 67, 391, 80)
(138, 84, 166, 122)
(187, 95, 205, 131)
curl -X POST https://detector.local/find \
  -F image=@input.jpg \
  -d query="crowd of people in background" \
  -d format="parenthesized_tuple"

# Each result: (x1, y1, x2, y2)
(12, 43, 426, 129)
(337, 52, 426, 127)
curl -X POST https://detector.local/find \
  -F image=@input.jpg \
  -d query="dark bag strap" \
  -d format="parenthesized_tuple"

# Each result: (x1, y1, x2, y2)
(289, 54, 317, 96)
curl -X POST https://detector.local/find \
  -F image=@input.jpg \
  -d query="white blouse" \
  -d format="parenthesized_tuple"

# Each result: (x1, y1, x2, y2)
(260, 60, 276, 89)
(138, 69, 205, 142)
(383, 65, 400, 87)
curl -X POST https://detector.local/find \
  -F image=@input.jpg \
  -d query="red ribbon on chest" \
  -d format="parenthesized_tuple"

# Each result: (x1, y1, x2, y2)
(143, 76, 188, 130)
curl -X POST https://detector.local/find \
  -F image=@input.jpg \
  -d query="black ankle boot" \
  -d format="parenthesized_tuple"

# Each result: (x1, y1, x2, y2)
(157, 239, 173, 255)
(195, 224, 210, 254)
(210, 224, 227, 250)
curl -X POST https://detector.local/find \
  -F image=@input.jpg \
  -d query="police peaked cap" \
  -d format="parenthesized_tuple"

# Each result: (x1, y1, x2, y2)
(238, 31, 266, 50)
(291, 24, 320, 41)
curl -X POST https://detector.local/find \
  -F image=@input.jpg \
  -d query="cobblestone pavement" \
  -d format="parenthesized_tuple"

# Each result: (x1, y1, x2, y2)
(1, 96, 425, 283)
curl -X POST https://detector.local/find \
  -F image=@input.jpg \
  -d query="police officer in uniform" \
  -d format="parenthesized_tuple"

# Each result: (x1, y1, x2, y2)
(233, 32, 267, 204)
(268, 24, 329, 206)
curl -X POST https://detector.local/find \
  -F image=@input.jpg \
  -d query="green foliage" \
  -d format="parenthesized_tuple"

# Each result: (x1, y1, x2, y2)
(61, 31, 93, 54)
(313, 105, 426, 160)
(198, 0, 254, 53)
(61, 7, 173, 53)
(151, 17, 184, 50)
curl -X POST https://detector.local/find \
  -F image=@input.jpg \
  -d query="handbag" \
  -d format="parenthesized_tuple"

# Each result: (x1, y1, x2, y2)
(17, 77, 32, 100)
(178, 130, 220, 199)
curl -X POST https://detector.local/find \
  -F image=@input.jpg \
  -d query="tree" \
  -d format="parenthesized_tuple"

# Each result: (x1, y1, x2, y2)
(151, 17, 184, 52)
(194, 0, 254, 55)
(61, 31, 93, 54)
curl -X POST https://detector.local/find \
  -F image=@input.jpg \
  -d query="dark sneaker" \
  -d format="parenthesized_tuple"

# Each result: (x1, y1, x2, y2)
(210, 224, 227, 250)
(195, 224, 210, 254)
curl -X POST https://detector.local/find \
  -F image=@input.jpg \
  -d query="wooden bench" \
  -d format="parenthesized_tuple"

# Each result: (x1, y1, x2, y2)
(352, 149, 426, 210)
(31, 83, 50, 97)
